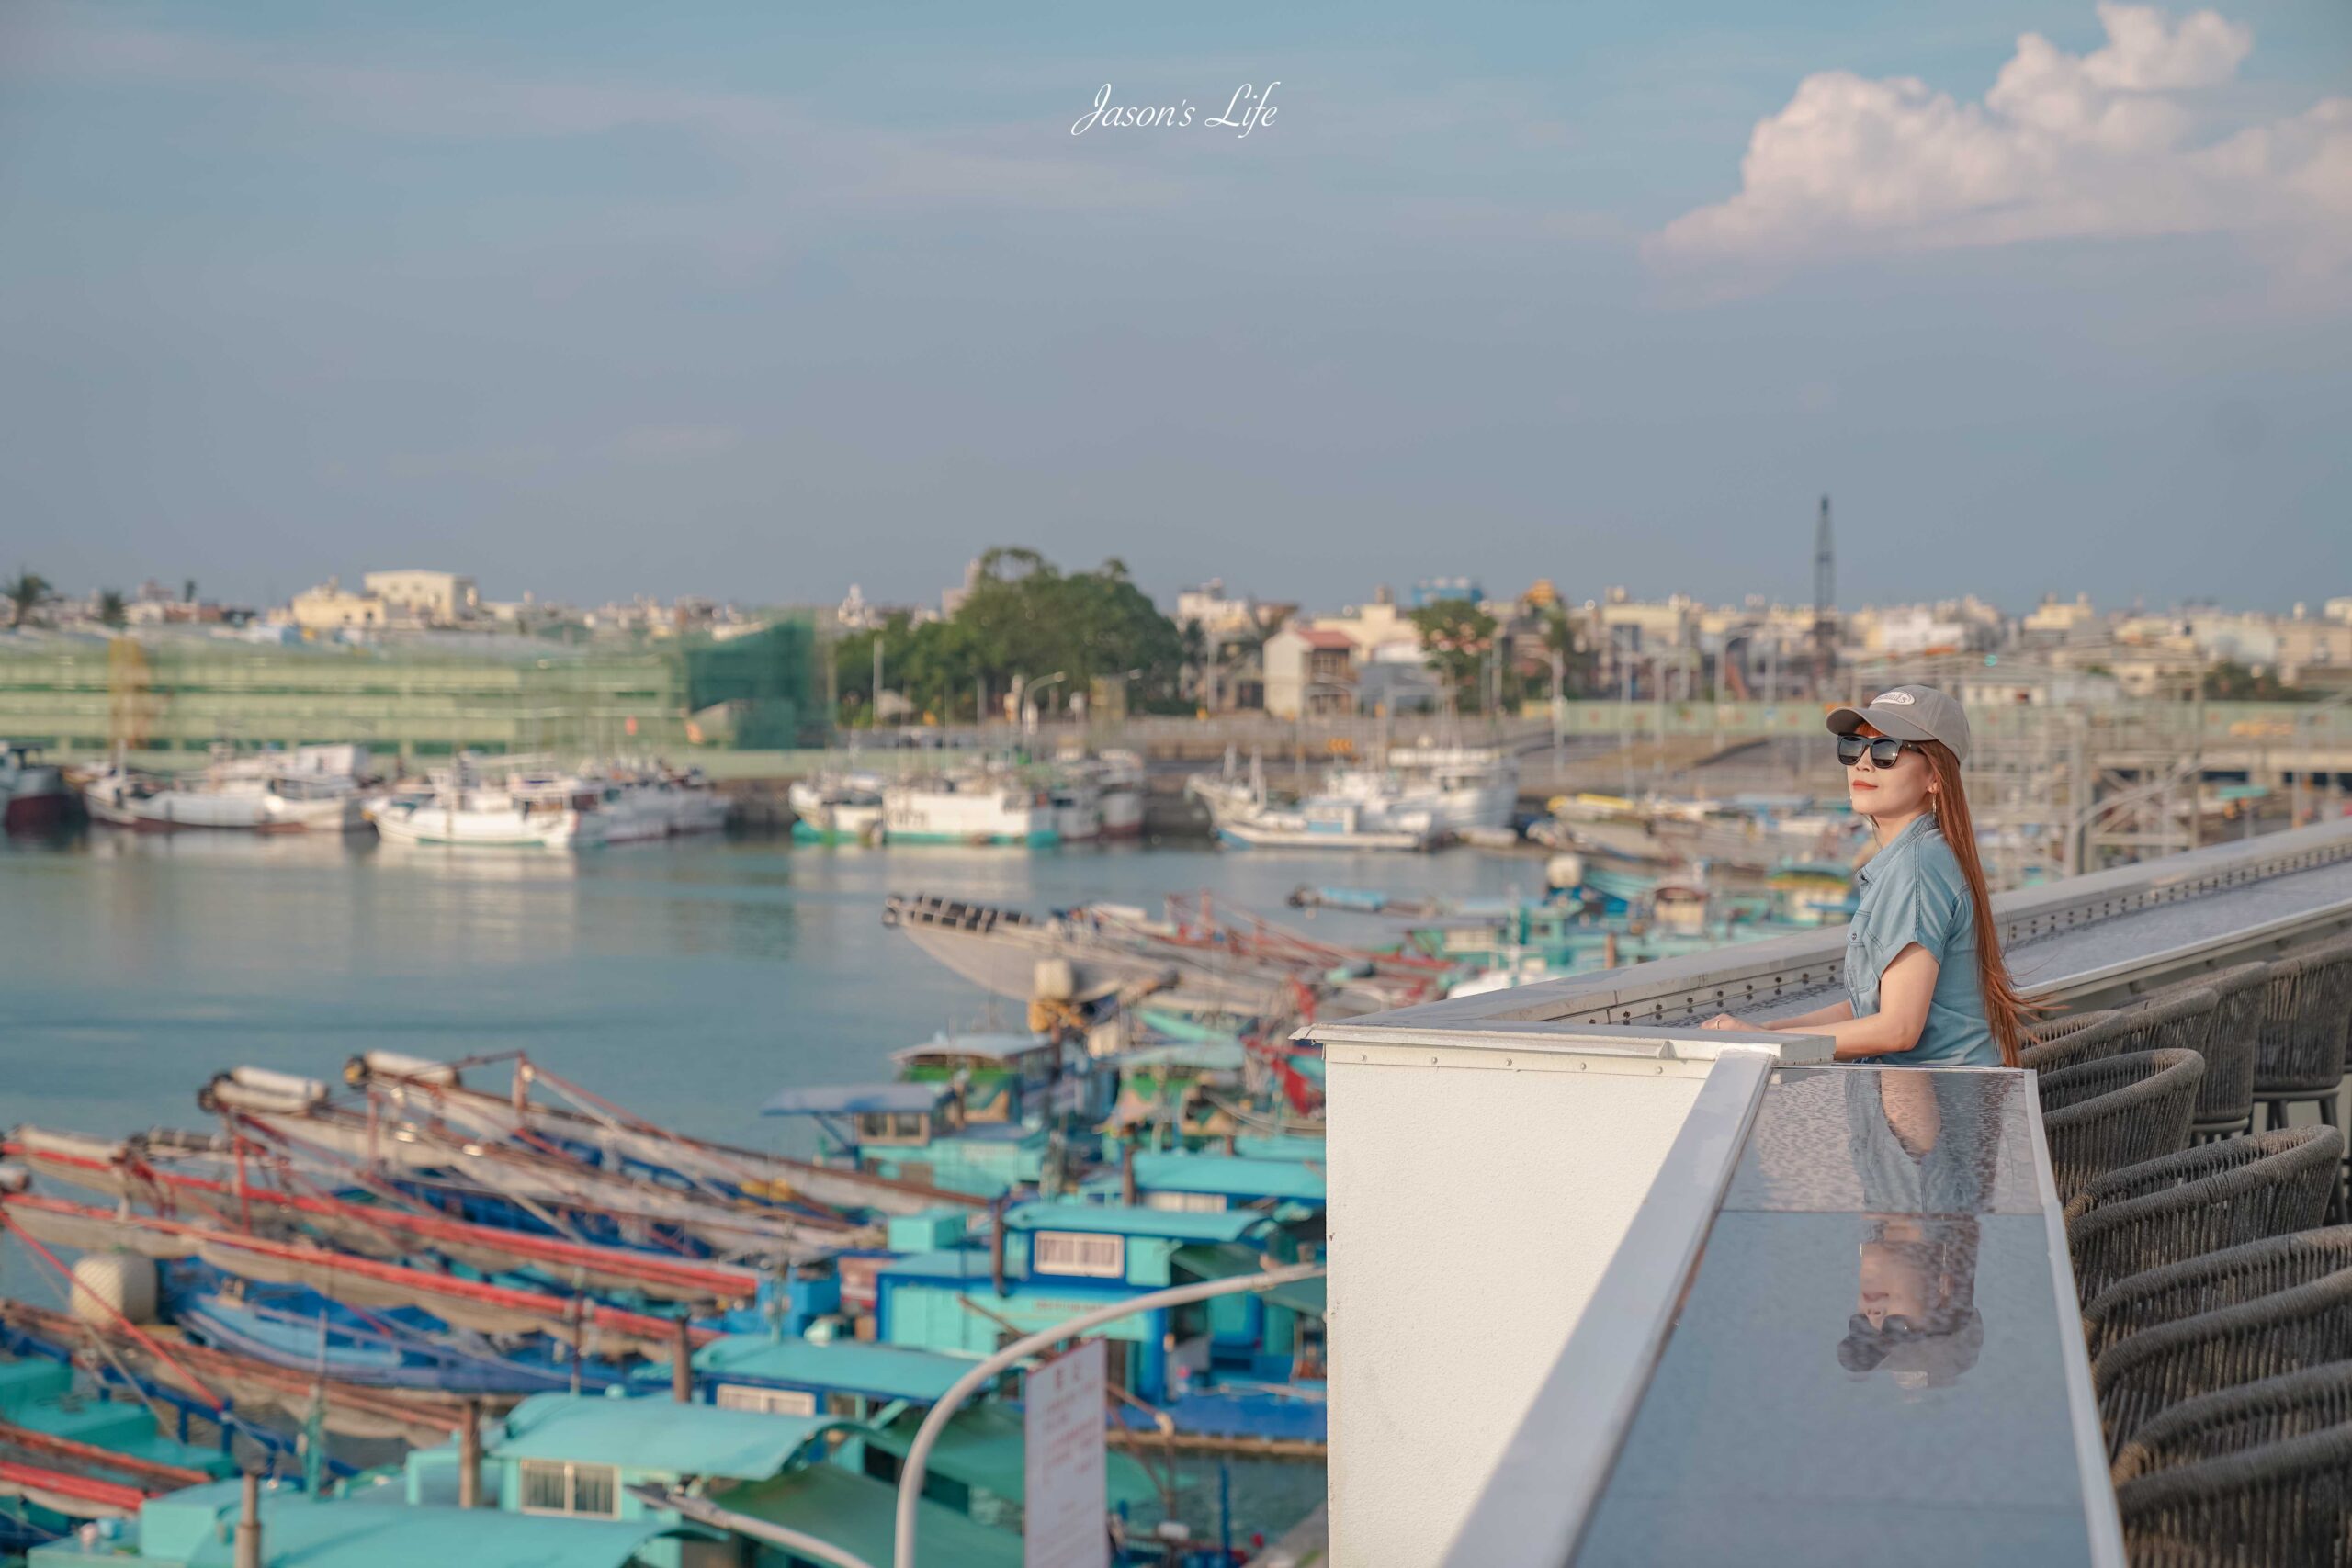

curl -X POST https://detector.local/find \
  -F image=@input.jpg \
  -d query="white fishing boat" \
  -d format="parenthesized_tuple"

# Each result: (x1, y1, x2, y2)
(1215, 796, 1435, 852)
(1322, 743, 1519, 838)
(1187, 751, 1435, 851)
(367, 764, 606, 850)
(881, 772, 1057, 847)
(581, 761, 730, 840)
(82, 744, 378, 832)
(788, 772, 888, 844)
(1047, 773, 1103, 843)
(1093, 750, 1146, 840)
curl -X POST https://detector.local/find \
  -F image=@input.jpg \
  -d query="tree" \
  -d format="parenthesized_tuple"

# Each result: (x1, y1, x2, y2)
(1539, 606, 1597, 698)
(97, 589, 127, 627)
(4, 570, 52, 628)
(1410, 599, 1499, 711)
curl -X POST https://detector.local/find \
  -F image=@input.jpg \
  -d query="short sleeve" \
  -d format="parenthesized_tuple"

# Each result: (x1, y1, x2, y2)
(1864, 864, 1964, 978)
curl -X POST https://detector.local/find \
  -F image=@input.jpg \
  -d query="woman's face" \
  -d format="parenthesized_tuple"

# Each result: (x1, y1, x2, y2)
(1846, 721, 1935, 821)
(1857, 1241, 1934, 1329)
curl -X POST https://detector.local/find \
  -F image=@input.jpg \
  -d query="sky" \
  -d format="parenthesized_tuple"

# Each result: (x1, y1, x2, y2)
(2, 1, 2347, 616)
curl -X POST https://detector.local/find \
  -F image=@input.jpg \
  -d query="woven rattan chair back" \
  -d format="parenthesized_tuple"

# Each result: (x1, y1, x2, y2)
(2064, 1128, 2344, 1306)
(2022, 1010, 2138, 1073)
(2093, 1266, 2352, 1457)
(2113, 1361, 2352, 1483)
(2083, 1227, 2352, 1361)
(2253, 939, 2352, 1098)
(2041, 1050, 2205, 1202)
(2114, 1416, 2352, 1568)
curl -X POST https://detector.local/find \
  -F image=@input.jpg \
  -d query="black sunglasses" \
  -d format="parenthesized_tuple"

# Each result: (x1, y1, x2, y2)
(1837, 735, 1917, 768)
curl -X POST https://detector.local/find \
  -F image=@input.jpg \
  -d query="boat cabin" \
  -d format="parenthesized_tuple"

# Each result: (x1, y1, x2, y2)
(873, 1202, 1312, 1416)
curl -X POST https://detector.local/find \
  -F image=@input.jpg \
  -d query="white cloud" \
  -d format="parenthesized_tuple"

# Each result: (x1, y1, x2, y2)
(1650, 4, 2352, 276)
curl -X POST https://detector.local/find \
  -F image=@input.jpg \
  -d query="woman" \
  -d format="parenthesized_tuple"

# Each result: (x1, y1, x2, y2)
(1701, 683, 2028, 1067)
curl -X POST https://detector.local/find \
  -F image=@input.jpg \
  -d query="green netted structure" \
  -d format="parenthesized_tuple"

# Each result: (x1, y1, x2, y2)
(683, 621, 817, 751)
(0, 618, 820, 763)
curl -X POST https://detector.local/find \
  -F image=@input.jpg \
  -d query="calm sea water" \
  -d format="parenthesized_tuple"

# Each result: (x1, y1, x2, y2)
(2, 828, 1544, 1544)
(0, 829, 1544, 1139)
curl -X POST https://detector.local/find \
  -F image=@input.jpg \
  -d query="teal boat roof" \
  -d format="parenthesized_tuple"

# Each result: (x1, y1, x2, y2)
(725, 1460, 1023, 1568)
(156, 1488, 695, 1568)
(694, 1337, 979, 1403)
(862, 1402, 1163, 1511)
(891, 1031, 1050, 1064)
(491, 1393, 841, 1479)
(762, 1080, 948, 1116)
(1081, 1154, 1327, 1202)
(1005, 1201, 1274, 1244)
(1235, 1134, 1329, 1163)
(876, 1247, 1027, 1281)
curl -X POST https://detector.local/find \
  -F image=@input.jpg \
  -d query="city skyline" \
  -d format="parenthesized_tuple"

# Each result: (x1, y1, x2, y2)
(3, 2, 2347, 612)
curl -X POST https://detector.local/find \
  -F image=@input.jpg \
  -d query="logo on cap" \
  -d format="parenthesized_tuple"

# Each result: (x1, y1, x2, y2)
(1874, 691, 1916, 705)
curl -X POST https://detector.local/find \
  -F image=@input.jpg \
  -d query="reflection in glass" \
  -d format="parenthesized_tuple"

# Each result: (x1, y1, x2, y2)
(1838, 1070, 2007, 1390)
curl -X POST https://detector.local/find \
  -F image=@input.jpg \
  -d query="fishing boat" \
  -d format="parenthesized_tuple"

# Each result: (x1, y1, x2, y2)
(1186, 752, 1436, 851)
(787, 771, 888, 844)
(1321, 742, 1519, 838)
(1091, 750, 1147, 840)
(368, 762, 606, 850)
(884, 890, 1449, 1022)
(81, 745, 378, 833)
(881, 772, 1057, 847)
(0, 742, 75, 835)
(579, 762, 730, 841)
(1214, 797, 1435, 852)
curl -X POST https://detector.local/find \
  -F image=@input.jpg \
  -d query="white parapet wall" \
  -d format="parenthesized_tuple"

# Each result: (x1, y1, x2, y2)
(1318, 1025, 1827, 1568)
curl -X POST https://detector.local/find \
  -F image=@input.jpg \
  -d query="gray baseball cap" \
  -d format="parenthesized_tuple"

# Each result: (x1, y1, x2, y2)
(1826, 683, 1972, 763)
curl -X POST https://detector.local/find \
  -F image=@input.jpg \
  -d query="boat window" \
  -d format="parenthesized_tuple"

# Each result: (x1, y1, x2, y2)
(891, 1111, 928, 1139)
(516, 1459, 620, 1518)
(715, 1382, 818, 1417)
(1033, 1230, 1125, 1279)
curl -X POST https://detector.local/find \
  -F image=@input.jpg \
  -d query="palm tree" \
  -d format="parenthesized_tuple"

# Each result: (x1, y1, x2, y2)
(4, 570, 53, 628)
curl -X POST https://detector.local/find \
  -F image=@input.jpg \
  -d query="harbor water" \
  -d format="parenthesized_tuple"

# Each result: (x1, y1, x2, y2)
(0, 827, 1546, 1547)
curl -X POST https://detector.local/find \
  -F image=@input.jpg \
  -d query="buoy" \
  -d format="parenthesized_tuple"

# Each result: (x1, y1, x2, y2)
(1033, 957, 1078, 1002)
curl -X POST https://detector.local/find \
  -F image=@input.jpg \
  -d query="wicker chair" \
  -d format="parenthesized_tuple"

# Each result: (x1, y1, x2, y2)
(2113, 1360, 2352, 1483)
(2251, 937, 2352, 1134)
(2082, 1228, 2352, 1361)
(2113, 1392, 2352, 1568)
(2022, 1010, 2140, 1073)
(2028, 1007, 2120, 1049)
(2139, 963, 2271, 1140)
(2064, 1128, 2346, 1306)
(2092, 1266, 2352, 1457)
(2041, 1050, 2206, 1203)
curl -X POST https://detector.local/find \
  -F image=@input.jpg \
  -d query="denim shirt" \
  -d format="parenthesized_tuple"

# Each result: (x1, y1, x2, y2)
(1842, 815, 1999, 1068)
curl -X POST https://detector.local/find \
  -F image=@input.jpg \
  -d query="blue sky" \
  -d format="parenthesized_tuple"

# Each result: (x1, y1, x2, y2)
(2, 1, 2346, 614)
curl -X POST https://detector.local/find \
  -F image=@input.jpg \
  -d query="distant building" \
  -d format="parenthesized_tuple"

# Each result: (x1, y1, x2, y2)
(1174, 579, 1264, 637)
(287, 578, 387, 631)
(364, 570, 479, 626)
(2020, 593, 2101, 642)
(1262, 626, 1359, 718)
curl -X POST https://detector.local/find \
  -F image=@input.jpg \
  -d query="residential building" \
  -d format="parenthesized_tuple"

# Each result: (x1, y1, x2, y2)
(286, 578, 387, 631)
(1262, 626, 1359, 717)
(363, 570, 479, 626)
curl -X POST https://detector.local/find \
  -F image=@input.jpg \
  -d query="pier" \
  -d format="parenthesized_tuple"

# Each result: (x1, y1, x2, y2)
(1310, 816, 2352, 1566)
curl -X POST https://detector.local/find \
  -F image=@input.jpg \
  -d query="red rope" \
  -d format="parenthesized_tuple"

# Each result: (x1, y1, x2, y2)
(0, 1212, 226, 1413)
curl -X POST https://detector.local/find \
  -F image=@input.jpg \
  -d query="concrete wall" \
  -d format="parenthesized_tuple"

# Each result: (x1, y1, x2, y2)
(1325, 1039, 1711, 1568)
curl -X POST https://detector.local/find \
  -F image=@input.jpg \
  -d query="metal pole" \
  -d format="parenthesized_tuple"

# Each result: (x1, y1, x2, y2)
(458, 1399, 482, 1508)
(233, 1470, 262, 1568)
(891, 1264, 1325, 1568)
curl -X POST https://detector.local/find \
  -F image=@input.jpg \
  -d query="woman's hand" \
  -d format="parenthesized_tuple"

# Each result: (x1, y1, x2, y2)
(1700, 1013, 1746, 1030)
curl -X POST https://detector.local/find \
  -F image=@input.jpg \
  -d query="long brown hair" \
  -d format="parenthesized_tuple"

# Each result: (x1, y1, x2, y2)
(1915, 739, 2029, 1067)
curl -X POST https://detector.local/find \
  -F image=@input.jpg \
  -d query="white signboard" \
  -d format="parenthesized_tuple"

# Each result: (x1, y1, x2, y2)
(1023, 1337, 1108, 1568)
